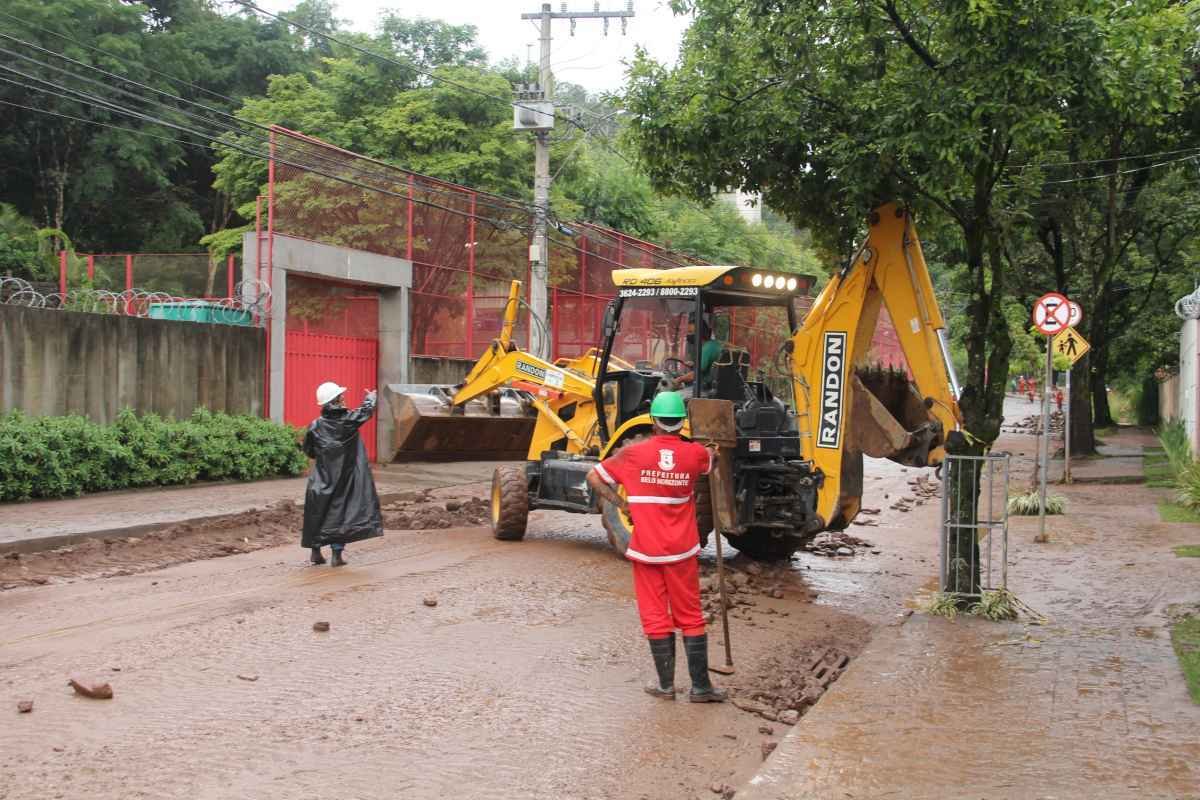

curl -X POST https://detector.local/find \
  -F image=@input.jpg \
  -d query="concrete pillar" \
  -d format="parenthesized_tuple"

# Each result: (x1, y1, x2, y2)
(269, 265, 287, 423)
(377, 286, 410, 462)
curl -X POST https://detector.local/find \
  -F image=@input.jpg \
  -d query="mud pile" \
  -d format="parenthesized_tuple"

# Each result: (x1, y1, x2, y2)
(698, 562, 818, 626)
(0, 500, 303, 590)
(381, 492, 489, 530)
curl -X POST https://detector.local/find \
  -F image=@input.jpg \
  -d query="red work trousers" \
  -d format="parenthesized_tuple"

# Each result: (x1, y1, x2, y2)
(631, 557, 705, 639)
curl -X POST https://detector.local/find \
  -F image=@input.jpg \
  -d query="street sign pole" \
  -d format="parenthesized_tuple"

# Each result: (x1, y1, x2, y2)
(1039, 339, 1051, 540)
(1065, 367, 1072, 484)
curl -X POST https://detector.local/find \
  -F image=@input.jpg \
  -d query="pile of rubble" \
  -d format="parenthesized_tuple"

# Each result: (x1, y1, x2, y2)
(730, 646, 852, 725)
(803, 530, 876, 556)
(697, 562, 814, 626)
(1002, 412, 1064, 436)
(381, 493, 489, 529)
(887, 473, 941, 513)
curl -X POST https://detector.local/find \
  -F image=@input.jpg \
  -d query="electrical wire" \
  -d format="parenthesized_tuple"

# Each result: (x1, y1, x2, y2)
(1000, 152, 1200, 188)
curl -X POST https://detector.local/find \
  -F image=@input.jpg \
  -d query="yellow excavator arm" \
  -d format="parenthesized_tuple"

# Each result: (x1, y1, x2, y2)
(793, 202, 962, 529)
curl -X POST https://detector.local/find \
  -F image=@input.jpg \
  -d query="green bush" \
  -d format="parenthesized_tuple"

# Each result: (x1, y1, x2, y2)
(1159, 420, 1192, 477)
(0, 409, 306, 502)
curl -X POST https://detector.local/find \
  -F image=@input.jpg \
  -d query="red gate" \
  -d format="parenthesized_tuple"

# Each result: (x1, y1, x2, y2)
(284, 277, 380, 461)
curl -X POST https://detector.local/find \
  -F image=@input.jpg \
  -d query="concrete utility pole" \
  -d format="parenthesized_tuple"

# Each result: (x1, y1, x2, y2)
(518, 1, 634, 358)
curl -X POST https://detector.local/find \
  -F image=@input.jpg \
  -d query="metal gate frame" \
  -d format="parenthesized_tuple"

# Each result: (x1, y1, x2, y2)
(939, 452, 1010, 597)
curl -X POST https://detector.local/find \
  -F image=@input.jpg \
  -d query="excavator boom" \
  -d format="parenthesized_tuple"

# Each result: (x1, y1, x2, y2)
(793, 202, 962, 529)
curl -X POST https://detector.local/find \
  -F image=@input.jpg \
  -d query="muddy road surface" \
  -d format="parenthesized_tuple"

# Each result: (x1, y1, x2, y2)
(1, 461, 929, 799)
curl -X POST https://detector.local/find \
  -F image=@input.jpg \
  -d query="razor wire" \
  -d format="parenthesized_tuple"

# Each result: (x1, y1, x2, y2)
(0, 277, 273, 324)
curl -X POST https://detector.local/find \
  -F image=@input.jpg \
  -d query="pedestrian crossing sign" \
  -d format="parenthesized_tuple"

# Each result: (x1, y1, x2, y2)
(1052, 328, 1090, 366)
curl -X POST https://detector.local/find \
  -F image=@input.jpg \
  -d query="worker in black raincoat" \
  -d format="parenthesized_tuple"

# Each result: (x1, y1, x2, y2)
(302, 381, 383, 567)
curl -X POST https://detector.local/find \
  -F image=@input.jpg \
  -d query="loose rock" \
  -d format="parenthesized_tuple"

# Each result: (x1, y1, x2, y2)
(761, 740, 778, 760)
(444, 500, 462, 512)
(778, 709, 800, 725)
(758, 724, 774, 735)
(312, 621, 331, 632)
(17, 700, 33, 713)
(423, 595, 438, 607)
(68, 676, 113, 700)
(237, 674, 260, 682)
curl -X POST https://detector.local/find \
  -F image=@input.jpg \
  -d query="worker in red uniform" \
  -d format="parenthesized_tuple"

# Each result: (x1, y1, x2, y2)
(585, 391, 728, 703)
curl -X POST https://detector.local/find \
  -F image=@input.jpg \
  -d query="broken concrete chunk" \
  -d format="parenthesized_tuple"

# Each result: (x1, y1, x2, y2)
(423, 595, 438, 607)
(237, 674, 260, 682)
(778, 709, 800, 725)
(17, 700, 33, 713)
(68, 676, 113, 700)
(761, 740, 778, 759)
(312, 621, 331, 632)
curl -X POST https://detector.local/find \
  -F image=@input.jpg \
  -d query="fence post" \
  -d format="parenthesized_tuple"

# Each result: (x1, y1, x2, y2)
(58, 250, 67, 295)
(227, 253, 235, 299)
(125, 254, 133, 292)
(467, 191, 476, 360)
(86, 254, 94, 284)
(406, 175, 414, 261)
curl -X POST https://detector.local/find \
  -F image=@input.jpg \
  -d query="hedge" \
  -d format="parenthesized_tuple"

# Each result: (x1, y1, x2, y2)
(0, 408, 307, 502)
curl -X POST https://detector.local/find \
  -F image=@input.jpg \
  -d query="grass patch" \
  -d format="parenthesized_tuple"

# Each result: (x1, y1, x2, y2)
(969, 589, 1018, 621)
(1008, 490, 1066, 516)
(924, 592, 960, 619)
(1169, 611, 1200, 704)
(1173, 545, 1200, 558)
(1159, 503, 1200, 524)
(1145, 454, 1175, 488)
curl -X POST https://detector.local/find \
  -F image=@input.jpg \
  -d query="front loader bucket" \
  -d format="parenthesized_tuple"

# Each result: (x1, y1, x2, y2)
(386, 384, 537, 462)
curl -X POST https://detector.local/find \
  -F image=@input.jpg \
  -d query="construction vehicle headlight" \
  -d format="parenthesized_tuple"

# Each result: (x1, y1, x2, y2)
(786, 277, 798, 291)
(764, 275, 776, 289)
(751, 273, 763, 287)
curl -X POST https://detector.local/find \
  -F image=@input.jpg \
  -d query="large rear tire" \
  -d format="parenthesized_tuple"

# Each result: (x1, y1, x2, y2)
(728, 527, 804, 562)
(491, 465, 529, 541)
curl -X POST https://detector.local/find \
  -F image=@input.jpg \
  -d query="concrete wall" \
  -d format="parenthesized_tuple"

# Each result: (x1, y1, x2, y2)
(1181, 318, 1199, 453)
(1, 305, 264, 422)
(1160, 374, 1180, 423)
(411, 356, 473, 385)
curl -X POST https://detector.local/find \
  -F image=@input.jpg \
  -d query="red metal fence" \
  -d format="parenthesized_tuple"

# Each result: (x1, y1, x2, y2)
(263, 126, 706, 362)
(58, 252, 239, 299)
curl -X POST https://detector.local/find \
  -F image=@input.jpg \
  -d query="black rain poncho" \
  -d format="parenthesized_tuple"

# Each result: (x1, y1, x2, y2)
(301, 396, 383, 548)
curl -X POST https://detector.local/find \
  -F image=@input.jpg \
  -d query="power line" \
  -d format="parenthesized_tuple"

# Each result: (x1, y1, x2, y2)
(0, 33, 537, 218)
(1008, 144, 1200, 171)
(224, 0, 613, 128)
(1000, 151, 1200, 188)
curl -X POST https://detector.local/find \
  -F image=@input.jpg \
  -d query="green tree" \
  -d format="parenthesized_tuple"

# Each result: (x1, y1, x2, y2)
(623, 0, 1194, 592)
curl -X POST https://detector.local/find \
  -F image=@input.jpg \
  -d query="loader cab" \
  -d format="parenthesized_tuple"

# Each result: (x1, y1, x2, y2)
(594, 267, 816, 448)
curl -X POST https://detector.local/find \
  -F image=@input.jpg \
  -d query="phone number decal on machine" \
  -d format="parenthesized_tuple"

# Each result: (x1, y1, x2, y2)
(617, 286, 699, 298)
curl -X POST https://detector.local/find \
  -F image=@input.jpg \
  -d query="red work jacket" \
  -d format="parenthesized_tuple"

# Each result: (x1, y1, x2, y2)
(595, 434, 712, 564)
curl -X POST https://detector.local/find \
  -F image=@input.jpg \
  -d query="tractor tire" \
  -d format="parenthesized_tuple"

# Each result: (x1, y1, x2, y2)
(728, 527, 804, 562)
(491, 465, 530, 541)
(600, 497, 632, 556)
(694, 476, 713, 549)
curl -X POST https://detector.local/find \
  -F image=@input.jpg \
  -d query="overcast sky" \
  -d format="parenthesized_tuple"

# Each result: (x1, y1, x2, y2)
(250, 0, 692, 94)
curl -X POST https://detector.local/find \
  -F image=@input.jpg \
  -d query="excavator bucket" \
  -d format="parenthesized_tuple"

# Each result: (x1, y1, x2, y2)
(386, 384, 537, 462)
(849, 367, 945, 467)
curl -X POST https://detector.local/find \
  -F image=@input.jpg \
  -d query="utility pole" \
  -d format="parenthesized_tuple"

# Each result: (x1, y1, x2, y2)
(517, 1, 634, 358)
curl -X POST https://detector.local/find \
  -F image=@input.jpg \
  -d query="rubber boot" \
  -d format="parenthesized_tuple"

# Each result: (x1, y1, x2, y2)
(330, 546, 347, 568)
(683, 634, 728, 703)
(310, 547, 326, 565)
(644, 634, 676, 699)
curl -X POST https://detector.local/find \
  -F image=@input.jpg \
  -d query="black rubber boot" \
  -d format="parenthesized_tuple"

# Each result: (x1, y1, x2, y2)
(310, 547, 326, 565)
(330, 548, 347, 567)
(644, 634, 676, 699)
(684, 634, 728, 703)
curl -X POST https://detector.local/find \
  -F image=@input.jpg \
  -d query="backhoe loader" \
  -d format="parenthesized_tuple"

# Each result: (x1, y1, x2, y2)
(387, 203, 962, 560)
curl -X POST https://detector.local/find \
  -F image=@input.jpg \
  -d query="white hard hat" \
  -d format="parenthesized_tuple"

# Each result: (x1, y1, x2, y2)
(316, 381, 347, 406)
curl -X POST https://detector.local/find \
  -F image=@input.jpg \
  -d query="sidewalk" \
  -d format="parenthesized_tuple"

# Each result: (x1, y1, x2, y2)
(0, 461, 504, 553)
(742, 425, 1200, 798)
